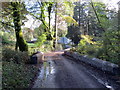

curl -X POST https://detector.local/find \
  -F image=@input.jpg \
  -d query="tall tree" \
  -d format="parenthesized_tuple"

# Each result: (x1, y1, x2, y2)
(53, 2, 57, 48)
(66, 2, 81, 45)
(1, 2, 28, 51)
(27, 1, 53, 40)
(11, 2, 28, 51)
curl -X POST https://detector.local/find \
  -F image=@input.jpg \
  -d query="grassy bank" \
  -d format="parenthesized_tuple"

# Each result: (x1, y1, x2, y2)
(2, 46, 39, 89)
(2, 61, 38, 89)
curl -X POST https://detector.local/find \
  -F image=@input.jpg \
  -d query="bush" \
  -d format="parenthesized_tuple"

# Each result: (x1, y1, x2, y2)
(2, 61, 38, 89)
(95, 30, 120, 64)
(2, 46, 39, 89)
(35, 33, 47, 47)
(0, 31, 15, 45)
(2, 48, 30, 64)
(76, 35, 100, 56)
(75, 32, 120, 65)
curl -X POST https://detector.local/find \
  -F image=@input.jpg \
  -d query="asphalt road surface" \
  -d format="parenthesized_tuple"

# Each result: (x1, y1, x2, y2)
(33, 51, 120, 89)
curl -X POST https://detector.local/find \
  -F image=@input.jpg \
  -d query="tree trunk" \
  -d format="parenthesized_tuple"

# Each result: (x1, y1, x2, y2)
(11, 2, 28, 52)
(79, 1, 81, 27)
(15, 41, 18, 51)
(86, 20, 89, 35)
(53, 2, 58, 49)
(47, 3, 53, 40)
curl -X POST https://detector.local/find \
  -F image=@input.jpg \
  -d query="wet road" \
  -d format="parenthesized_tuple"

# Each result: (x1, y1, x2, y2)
(33, 51, 114, 88)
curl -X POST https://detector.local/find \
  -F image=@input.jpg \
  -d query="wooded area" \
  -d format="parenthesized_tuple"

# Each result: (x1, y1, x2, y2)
(1, 0, 120, 89)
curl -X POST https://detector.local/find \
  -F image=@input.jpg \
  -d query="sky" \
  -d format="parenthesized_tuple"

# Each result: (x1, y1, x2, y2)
(102, 0, 120, 11)
(23, 0, 120, 29)
(23, 15, 41, 30)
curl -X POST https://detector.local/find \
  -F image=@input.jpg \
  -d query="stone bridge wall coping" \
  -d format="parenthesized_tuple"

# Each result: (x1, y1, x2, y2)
(64, 51, 120, 75)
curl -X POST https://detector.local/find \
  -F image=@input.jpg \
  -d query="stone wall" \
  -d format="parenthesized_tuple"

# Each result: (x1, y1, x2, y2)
(64, 51, 120, 75)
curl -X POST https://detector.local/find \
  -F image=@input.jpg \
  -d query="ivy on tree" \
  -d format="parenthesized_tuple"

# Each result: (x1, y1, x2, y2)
(11, 2, 28, 51)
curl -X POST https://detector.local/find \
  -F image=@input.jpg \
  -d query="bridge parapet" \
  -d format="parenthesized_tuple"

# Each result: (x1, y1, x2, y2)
(64, 51, 120, 75)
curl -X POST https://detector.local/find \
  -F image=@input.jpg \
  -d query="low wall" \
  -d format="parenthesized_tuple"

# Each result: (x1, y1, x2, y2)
(64, 51, 120, 75)
(30, 51, 44, 64)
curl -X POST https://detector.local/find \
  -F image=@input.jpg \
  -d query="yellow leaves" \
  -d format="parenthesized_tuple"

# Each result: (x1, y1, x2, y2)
(63, 16, 78, 26)
(81, 34, 96, 44)
(19, 31, 23, 37)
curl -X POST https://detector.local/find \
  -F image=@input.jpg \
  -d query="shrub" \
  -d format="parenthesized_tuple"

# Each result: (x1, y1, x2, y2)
(0, 31, 15, 45)
(75, 31, 120, 65)
(35, 33, 47, 47)
(2, 46, 39, 89)
(95, 30, 120, 64)
(76, 35, 100, 56)
(70, 47, 77, 52)
(2, 48, 30, 64)
(2, 61, 38, 89)
(13, 51, 30, 64)
(2, 48, 16, 61)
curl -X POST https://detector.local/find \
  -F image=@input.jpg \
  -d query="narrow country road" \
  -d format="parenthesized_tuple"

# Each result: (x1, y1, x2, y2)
(32, 51, 120, 89)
